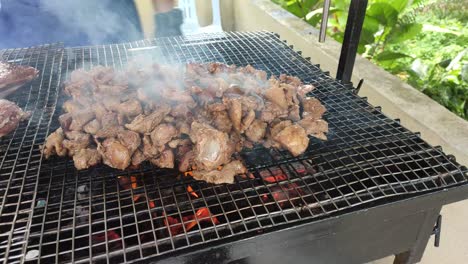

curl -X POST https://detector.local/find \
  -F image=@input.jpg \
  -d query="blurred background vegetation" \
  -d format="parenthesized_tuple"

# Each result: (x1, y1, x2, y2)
(272, 0, 468, 120)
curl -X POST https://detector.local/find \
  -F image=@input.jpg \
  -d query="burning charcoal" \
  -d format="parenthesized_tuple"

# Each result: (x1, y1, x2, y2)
(164, 214, 184, 236)
(262, 183, 305, 208)
(118, 175, 138, 190)
(92, 230, 122, 251)
(261, 174, 288, 183)
(186, 185, 199, 198)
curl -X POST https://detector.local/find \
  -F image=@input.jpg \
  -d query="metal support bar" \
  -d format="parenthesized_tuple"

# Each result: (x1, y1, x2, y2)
(336, 0, 368, 83)
(319, 0, 331, 42)
(432, 214, 442, 247)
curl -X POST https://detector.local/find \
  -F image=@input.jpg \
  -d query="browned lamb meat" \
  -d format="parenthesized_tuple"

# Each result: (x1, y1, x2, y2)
(245, 119, 267, 143)
(150, 123, 177, 147)
(73, 148, 101, 170)
(63, 131, 91, 156)
(302, 97, 326, 119)
(83, 119, 101, 135)
(98, 138, 131, 170)
(41, 128, 67, 158)
(117, 130, 141, 155)
(42, 63, 328, 182)
(150, 149, 174, 168)
(190, 122, 233, 171)
(0, 61, 38, 98)
(192, 160, 247, 184)
(0, 99, 30, 137)
(273, 125, 309, 157)
(125, 105, 171, 134)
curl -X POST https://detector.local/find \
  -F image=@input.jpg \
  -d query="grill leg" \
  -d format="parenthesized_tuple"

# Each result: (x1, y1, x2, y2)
(393, 207, 442, 264)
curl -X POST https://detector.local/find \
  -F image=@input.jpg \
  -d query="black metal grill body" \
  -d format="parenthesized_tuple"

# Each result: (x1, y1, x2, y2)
(0, 31, 467, 264)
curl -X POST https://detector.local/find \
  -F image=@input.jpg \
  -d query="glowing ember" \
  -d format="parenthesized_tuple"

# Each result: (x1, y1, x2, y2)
(164, 207, 219, 236)
(130, 176, 137, 189)
(118, 175, 138, 190)
(187, 185, 199, 198)
(262, 183, 305, 208)
(262, 174, 288, 183)
(92, 230, 121, 244)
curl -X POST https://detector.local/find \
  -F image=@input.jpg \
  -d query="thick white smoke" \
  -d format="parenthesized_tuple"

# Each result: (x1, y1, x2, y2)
(40, 0, 142, 45)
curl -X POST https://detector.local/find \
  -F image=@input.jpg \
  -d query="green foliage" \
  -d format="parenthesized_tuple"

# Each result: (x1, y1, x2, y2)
(272, 0, 468, 120)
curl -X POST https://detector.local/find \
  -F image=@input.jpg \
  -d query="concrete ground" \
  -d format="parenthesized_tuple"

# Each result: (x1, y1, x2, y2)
(370, 200, 468, 264)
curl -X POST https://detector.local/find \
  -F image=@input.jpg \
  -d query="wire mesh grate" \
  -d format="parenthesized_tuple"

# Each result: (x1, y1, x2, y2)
(0, 31, 467, 263)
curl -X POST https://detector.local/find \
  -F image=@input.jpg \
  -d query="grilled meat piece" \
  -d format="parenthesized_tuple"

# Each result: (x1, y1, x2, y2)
(98, 138, 131, 170)
(0, 61, 38, 98)
(302, 97, 326, 119)
(63, 131, 91, 156)
(125, 105, 171, 134)
(116, 99, 142, 118)
(100, 112, 119, 129)
(94, 126, 124, 139)
(131, 149, 146, 168)
(223, 96, 242, 133)
(260, 101, 288, 123)
(69, 110, 95, 131)
(117, 130, 141, 155)
(59, 113, 72, 131)
(150, 149, 174, 168)
(73, 148, 101, 170)
(298, 117, 328, 140)
(150, 123, 177, 147)
(142, 135, 160, 159)
(178, 150, 194, 172)
(211, 110, 232, 133)
(83, 119, 101, 135)
(190, 122, 234, 171)
(245, 119, 267, 143)
(192, 160, 247, 184)
(42, 128, 67, 158)
(273, 125, 309, 157)
(63, 100, 83, 113)
(0, 99, 30, 137)
(264, 84, 288, 110)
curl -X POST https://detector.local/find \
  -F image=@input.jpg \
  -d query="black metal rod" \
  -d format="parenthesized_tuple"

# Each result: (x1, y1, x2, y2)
(336, 0, 368, 83)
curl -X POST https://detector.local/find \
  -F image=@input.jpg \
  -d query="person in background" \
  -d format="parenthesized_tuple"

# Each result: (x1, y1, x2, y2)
(0, 0, 143, 49)
(152, 0, 183, 37)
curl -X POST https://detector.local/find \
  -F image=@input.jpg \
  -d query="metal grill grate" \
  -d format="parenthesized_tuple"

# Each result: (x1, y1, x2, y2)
(0, 31, 467, 263)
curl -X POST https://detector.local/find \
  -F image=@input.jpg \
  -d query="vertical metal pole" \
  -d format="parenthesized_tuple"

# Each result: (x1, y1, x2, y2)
(336, 0, 368, 83)
(319, 0, 331, 43)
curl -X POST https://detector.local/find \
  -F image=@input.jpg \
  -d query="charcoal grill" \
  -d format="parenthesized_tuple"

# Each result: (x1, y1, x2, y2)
(0, 31, 467, 264)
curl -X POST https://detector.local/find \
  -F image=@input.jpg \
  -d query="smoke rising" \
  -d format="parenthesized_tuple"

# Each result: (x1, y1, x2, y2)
(40, 0, 142, 45)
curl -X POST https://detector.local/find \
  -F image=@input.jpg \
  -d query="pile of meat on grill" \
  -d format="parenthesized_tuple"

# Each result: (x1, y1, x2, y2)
(41, 62, 328, 184)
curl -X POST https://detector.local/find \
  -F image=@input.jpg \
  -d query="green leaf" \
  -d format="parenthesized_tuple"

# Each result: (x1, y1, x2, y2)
(367, 2, 399, 27)
(387, 23, 422, 43)
(363, 16, 380, 34)
(375, 51, 411, 61)
(376, 0, 409, 13)
(302, 0, 320, 10)
(360, 29, 376, 46)
(422, 24, 461, 36)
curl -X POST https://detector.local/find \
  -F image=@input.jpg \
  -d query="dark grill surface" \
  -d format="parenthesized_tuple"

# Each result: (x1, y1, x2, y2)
(0, 31, 467, 263)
